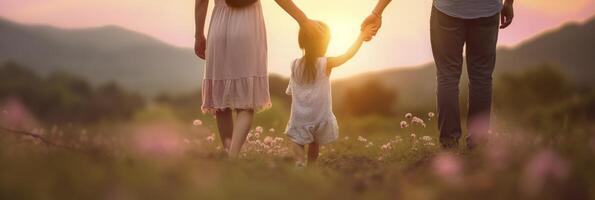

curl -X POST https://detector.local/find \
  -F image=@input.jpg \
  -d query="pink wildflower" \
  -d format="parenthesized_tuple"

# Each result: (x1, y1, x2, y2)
(432, 153, 464, 185)
(428, 112, 435, 118)
(206, 134, 215, 143)
(522, 149, 570, 196)
(357, 136, 368, 143)
(400, 121, 408, 128)
(263, 136, 274, 145)
(255, 126, 264, 133)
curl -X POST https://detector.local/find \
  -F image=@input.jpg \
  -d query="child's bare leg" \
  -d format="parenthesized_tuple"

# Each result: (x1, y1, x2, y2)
(291, 142, 306, 166)
(228, 109, 254, 158)
(307, 142, 320, 165)
(215, 109, 233, 151)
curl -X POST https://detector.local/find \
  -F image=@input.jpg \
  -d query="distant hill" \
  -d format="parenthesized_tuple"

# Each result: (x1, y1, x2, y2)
(1, 16, 593, 102)
(333, 16, 595, 109)
(496, 17, 595, 83)
(0, 18, 203, 96)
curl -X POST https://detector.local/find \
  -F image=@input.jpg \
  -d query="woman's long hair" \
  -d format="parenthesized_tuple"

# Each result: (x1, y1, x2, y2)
(297, 21, 330, 84)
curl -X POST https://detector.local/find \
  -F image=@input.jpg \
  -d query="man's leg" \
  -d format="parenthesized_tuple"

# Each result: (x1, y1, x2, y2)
(431, 7, 466, 148)
(465, 14, 500, 149)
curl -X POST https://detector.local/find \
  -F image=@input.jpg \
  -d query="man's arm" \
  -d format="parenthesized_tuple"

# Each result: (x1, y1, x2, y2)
(361, 0, 392, 41)
(371, 0, 392, 17)
(194, 0, 209, 59)
(500, 0, 514, 29)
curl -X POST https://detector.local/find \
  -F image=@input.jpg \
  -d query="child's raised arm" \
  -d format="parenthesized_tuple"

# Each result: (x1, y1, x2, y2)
(327, 27, 375, 70)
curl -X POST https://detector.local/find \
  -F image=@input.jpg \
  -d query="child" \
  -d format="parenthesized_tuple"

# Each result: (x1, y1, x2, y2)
(285, 21, 375, 166)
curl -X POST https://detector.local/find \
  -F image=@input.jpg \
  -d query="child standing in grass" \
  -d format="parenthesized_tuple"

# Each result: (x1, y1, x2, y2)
(285, 21, 375, 166)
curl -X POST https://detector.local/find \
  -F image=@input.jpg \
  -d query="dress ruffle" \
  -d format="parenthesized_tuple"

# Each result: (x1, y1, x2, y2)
(201, 76, 272, 114)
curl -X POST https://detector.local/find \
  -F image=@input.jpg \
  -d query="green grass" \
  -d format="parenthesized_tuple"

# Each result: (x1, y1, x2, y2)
(0, 106, 593, 200)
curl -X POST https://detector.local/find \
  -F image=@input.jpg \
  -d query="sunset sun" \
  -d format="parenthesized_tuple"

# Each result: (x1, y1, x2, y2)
(325, 17, 363, 56)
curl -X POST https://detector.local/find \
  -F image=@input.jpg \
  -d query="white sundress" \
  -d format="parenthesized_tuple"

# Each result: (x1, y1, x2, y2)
(285, 57, 339, 145)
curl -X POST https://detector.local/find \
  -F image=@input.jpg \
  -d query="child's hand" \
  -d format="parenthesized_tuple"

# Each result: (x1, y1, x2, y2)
(361, 25, 378, 42)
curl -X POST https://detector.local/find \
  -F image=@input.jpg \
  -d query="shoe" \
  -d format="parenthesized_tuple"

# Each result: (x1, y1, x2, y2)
(466, 136, 487, 150)
(440, 139, 459, 150)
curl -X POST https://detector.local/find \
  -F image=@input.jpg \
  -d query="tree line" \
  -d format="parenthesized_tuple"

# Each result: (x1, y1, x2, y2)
(0, 62, 145, 125)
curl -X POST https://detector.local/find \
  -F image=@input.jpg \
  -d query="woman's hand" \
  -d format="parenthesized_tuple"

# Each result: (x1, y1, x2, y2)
(194, 36, 207, 59)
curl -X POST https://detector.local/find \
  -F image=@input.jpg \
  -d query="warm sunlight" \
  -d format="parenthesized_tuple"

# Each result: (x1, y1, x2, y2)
(326, 19, 367, 77)
(325, 17, 361, 57)
(519, 0, 591, 14)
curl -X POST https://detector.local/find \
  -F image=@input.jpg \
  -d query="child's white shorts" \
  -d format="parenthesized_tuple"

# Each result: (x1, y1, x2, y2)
(285, 119, 339, 145)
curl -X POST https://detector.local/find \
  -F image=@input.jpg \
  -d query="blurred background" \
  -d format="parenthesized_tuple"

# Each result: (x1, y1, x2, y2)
(0, 0, 594, 200)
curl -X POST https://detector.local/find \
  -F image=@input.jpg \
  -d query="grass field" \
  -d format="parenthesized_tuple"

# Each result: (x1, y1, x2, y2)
(1, 105, 593, 200)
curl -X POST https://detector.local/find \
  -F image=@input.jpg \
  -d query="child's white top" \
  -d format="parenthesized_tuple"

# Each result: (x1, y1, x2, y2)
(286, 57, 337, 127)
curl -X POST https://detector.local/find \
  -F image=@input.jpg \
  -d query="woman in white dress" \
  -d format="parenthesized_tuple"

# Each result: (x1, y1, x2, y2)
(194, 0, 323, 157)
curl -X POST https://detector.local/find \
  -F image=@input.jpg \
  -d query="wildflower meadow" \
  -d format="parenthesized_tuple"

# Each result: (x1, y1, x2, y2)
(0, 103, 593, 199)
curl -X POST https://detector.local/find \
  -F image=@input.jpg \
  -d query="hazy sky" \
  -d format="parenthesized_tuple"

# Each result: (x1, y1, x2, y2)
(1, 0, 594, 78)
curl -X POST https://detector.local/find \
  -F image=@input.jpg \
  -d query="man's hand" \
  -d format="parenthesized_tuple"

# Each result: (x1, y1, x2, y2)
(500, 1, 514, 29)
(361, 13, 382, 41)
(194, 36, 206, 59)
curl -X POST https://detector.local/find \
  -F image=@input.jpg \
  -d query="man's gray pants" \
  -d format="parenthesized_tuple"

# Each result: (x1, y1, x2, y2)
(430, 6, 500, 148)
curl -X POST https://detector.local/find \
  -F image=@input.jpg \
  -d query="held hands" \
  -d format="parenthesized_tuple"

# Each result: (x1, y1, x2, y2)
(194, 35, 207, 59)
(361, 13, 382, 41)
(361, 24, 378, 42)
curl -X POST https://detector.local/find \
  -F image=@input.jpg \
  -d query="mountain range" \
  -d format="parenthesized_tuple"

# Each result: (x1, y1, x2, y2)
(0, 18, 203, 96)
(1, 16, 593, 101)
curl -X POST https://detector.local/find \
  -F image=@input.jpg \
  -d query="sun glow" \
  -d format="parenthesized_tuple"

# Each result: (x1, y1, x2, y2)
(519, 0, 592, 14)
(282, 1, 374, 56)
(325, 17, 362, 57)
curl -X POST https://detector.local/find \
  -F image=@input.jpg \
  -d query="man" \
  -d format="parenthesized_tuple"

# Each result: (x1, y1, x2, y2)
(362, 0, 514, 149)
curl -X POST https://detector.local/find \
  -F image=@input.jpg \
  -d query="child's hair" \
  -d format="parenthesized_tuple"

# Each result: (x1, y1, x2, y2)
(298, 21, 330, 84)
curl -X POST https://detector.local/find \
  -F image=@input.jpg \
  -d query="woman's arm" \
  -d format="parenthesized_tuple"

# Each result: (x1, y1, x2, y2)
(274, 0, 322, 38)
(194, 0, 209, 59)
(273, 0, 308, 24)
(327, 28, 374, 69)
